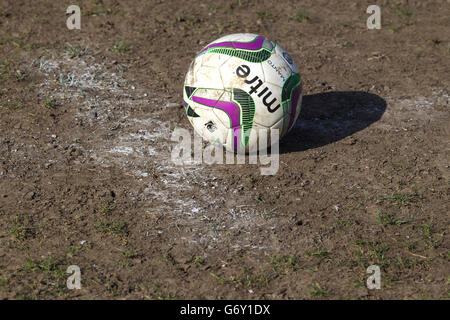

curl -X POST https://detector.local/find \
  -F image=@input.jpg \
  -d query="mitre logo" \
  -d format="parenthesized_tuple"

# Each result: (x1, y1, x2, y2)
(236, 65, 281, 113)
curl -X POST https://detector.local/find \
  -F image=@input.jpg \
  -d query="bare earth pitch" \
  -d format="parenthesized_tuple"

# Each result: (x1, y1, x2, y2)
(0, 0, 448, 299)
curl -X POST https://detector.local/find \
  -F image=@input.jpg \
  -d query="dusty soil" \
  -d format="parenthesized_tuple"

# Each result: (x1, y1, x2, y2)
(0, 0, 448, 299)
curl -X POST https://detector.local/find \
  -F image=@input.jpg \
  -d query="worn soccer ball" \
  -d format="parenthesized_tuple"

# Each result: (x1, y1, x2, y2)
(183, 33, 302, 153)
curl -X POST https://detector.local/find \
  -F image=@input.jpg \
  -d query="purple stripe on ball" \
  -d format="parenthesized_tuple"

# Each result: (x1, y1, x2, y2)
(199, 36, 265, 54)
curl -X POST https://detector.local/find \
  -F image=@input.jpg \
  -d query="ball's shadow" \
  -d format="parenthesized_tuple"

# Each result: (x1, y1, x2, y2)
(280, 91, 386, 153)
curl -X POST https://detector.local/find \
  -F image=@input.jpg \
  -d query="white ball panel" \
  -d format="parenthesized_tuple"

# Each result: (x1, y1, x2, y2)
(184, 58, 201, 87)
(218, 57, 261, 89)
(208, 33, 260, 44)
(274, 44, 299, 74)
(261, 53, 292, 87)
(193, 64, 224, 89)
(252, 83, 284, 127)
(201, 52, 232, 68)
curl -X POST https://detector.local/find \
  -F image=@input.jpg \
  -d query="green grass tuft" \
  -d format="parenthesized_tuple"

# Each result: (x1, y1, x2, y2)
(295, 10, 310, 22)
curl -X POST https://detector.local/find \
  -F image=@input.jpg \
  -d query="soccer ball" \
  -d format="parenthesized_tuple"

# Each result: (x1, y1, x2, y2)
(183, 33, 302, 153)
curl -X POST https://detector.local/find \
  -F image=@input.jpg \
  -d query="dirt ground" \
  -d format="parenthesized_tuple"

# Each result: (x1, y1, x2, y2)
(0, 0, 448, 299)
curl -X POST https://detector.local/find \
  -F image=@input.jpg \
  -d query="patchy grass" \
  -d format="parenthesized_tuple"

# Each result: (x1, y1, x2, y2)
(10, 39, 32, 51)
(64, 43, 88, 58)
(354, 240, 391, 268)
(394, 256, 425, 269)
(384, 22, 400, 33)
(152, 290, 177, 300)
(17, 256, 68, 298)
(295, 10, 310, 22)
(14, 290, 38, 300)
(13, 69, 29, 82)
(210, 272, 228, 286)
(121, 249, 138, 259)
(101, 205, 114, 215)
(67, 244, 82, 257)
(10, 215, 32, 242)
(270, 255, 300, 274)
(306, 249, 329, 262)
(85, 7, 114, 16)
(238, 269, 270, 288)
(380, 191, 418, 207)
(23, 257, 66, 276)
(42, 96, 56, 109)
(393, 5, 413, 25)
(376, 210, 408, 226)
(0, 278, 8, 286)
(96, 220, 128, 236)
(0, 59, 30, 82)
(308, 282, 329, 297)
(255, 10, 276, 20)
(417, 219, 444, 250)
(419, 219, 434, 238)
(117, 249, 139, 269)
(110, 39, 132, 54)
(191, 256, 205, 265)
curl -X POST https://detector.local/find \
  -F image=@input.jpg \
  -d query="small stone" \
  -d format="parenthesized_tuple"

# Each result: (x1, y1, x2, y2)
(24, 191, 36, 200)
